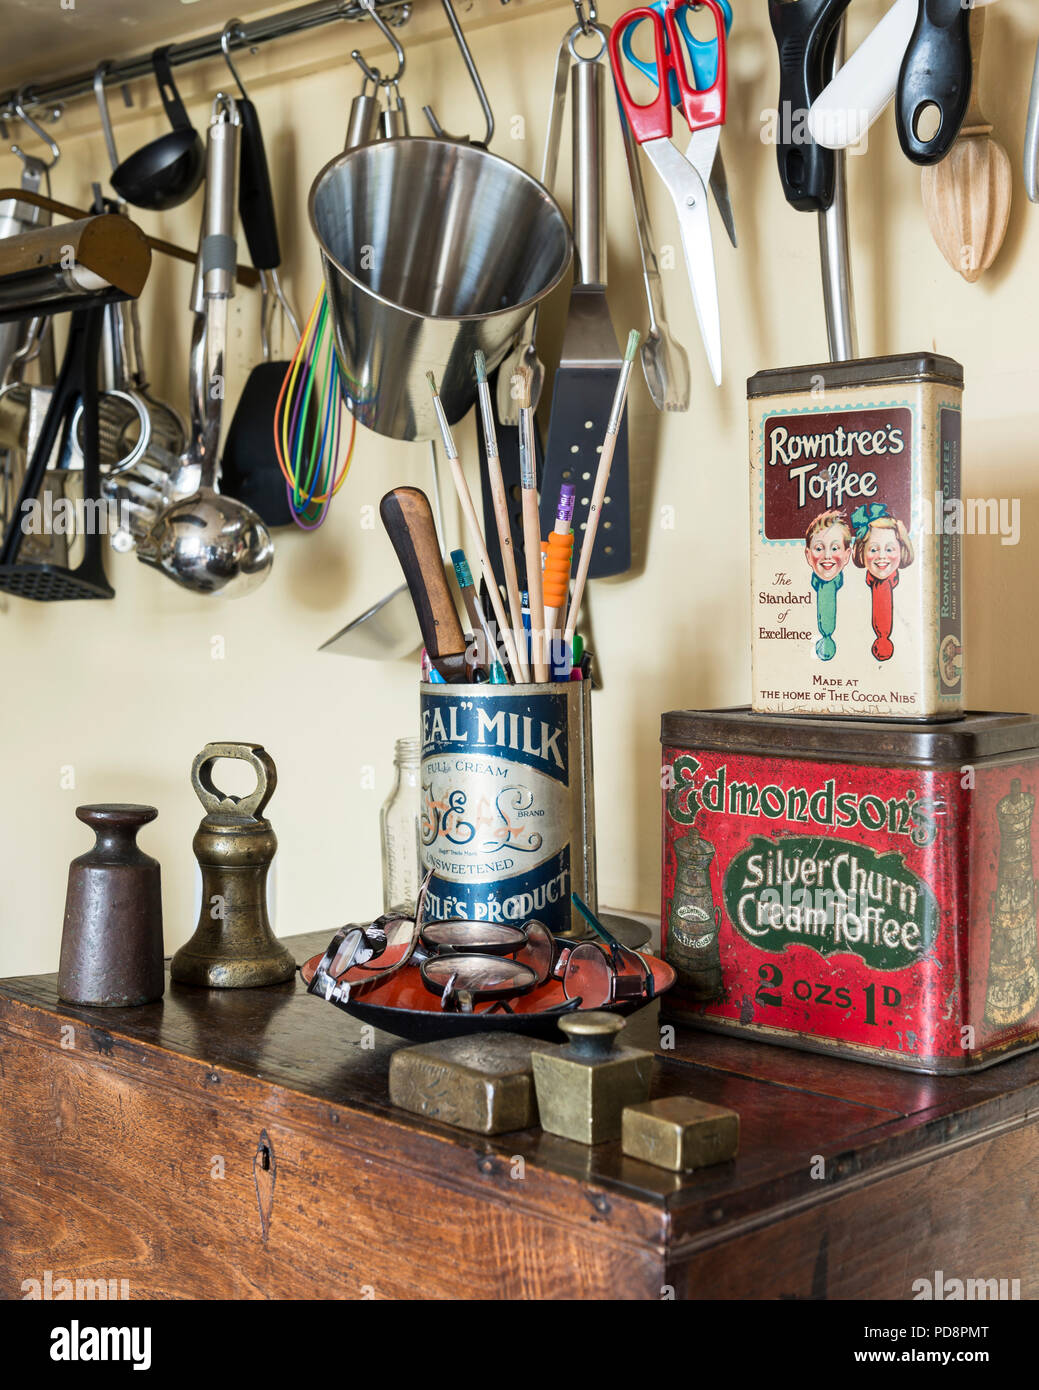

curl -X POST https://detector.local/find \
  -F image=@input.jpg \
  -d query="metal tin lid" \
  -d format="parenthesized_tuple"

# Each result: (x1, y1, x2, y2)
(660, 708, 1039, 767)
(747, 352, 964, 399)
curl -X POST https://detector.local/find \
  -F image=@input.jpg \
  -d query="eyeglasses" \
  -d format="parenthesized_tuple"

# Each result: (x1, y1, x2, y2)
(306, 882, 658, 1016)
(419, 919, 529, 956)
(306, 869, 433, 1008)
(552, 939, 654, 1007)
(420, 954, 538, 1013)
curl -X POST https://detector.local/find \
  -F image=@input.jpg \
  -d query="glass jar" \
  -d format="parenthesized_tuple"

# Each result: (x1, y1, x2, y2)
(380, 736, 421, 913)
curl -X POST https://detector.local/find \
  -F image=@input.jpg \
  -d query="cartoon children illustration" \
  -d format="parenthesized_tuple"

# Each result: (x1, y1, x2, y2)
(805, 509, 853, 661)
(851, 503, 914, 662)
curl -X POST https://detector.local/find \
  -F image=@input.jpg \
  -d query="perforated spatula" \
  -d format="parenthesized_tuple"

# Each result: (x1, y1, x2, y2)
(540, 49, 630, 579)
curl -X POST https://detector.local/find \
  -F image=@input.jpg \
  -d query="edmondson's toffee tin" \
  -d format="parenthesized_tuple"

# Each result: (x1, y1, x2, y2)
(749, 353, 964, 721)
(661, 708, 1039, 1074)
(420, 682, 596, 937)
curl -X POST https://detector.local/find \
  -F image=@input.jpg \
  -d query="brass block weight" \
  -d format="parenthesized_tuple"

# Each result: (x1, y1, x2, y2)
(531, 1012, 652, 1145)
(622, 1096, 740, 1172)
(389, 1034, 552, 1135)
(171, 742, 296, 989)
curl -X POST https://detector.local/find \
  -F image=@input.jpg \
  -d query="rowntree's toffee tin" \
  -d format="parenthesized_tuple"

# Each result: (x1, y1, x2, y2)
(749, 353, 963, 721)
(420, 681, 596, 937)
(660, 709, 1039, 1073)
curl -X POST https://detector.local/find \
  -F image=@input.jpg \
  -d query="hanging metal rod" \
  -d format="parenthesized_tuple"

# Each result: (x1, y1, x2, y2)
(0, 0, 411, 123)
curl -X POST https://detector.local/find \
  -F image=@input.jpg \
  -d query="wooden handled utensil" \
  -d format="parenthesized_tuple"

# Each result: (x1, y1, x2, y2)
(921, 5, 1010, 282)
(380, 486, 470, 683)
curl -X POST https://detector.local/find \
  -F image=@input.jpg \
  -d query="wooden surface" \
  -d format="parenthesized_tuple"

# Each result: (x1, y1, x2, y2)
(2, 929, 1038, 1300)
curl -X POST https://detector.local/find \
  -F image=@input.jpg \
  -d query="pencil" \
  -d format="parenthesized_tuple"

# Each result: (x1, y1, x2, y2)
(563, 330, 640, 645)
(542, 483, 575, 661)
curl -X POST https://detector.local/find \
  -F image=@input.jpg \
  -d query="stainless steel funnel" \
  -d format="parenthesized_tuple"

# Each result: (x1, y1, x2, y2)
(309, 137, 571, 441)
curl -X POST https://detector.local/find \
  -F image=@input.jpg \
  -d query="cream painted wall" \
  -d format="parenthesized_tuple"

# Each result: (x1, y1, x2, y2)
(2, 0, 1037, 977)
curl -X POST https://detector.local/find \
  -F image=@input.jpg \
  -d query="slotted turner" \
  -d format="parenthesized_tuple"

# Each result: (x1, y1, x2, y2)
(540, 44, 630, 578)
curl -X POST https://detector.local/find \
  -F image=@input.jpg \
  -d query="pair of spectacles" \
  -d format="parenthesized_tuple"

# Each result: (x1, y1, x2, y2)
(307, 869, 432, 1007)
(551, 938, 654, 1007)
(420, 954, 539, 1013)
(417, 919, 557, 1013)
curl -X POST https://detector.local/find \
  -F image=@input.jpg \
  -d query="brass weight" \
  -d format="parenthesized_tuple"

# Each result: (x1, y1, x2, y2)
(170, 742, 296, 989)
(531, 1012, 652, 1146)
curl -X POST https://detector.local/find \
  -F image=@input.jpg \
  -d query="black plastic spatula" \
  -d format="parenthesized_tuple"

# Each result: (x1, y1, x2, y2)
(540, 54, 631, 579)
(220, 93, 301, 527)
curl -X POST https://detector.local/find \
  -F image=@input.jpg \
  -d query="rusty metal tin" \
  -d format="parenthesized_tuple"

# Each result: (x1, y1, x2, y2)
(419, 681, 596, 938)
(749, 352, 964, 721)
(661, 708, 1039, 1073)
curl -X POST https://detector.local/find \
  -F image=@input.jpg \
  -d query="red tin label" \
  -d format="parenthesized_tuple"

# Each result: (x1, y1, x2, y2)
(661, 746, 1039, 1070)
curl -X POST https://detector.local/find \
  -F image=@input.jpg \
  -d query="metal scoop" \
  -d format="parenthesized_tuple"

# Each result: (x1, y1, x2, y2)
(137, 96, 272, 598)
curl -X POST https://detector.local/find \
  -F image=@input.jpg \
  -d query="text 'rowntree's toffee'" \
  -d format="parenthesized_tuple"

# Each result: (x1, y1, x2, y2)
(749, 353, 964, 721)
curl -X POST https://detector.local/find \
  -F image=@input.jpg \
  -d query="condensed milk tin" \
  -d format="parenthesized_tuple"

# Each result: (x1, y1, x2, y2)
(660, 708, 1039, 1074)
(420, 681, 597, 937)
(749, 353, 964, 721)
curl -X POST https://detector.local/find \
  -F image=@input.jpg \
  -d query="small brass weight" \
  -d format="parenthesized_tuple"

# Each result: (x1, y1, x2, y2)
(171, 743, 296, 989)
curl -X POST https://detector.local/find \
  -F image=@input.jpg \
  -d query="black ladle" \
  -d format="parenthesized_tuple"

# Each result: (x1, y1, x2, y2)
(94, 50, 204, 212)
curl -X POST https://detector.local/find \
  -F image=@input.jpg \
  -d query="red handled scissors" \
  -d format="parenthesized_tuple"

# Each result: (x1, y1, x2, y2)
(610, 0, 727, 386)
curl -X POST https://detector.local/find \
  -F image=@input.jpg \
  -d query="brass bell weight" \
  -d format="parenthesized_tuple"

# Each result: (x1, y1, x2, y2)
(171, 742, 296, 989)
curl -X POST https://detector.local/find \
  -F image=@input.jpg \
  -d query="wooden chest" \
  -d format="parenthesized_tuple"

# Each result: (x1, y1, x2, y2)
(2, 930, 1038, 1300)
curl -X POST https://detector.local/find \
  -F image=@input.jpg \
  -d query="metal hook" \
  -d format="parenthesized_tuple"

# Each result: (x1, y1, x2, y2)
(10, 86, 60, 170)
(351, 51, 383, 93)
(357, 0, 406, 86)
(573, 0, 597, 36)
(422, 0, 494, 147)
(220, 19, 251, 102)
(93, 63, 121, 175)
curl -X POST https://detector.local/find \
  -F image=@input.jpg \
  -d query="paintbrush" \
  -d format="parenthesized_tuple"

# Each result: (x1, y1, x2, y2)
(474, 350, 530, 682)
(451, 548, 507, 683)
(563, 330, 640, 645)
(517, 363, 548, 682)
(426, 371, 523, 684)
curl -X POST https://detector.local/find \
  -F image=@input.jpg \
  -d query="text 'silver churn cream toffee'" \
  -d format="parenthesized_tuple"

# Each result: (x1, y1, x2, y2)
(749, 353, 964, 721)
(660, 710, 1039, 1074)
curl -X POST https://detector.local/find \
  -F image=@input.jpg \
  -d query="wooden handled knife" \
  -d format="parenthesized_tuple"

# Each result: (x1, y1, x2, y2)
(379, 487, 469, 683)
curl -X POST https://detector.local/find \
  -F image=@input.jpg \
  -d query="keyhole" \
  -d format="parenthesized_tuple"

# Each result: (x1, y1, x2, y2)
(258, 1141, 272, 1171)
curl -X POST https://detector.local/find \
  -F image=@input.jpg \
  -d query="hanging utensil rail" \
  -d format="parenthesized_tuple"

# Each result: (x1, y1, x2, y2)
(0, 0, 412, 124)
